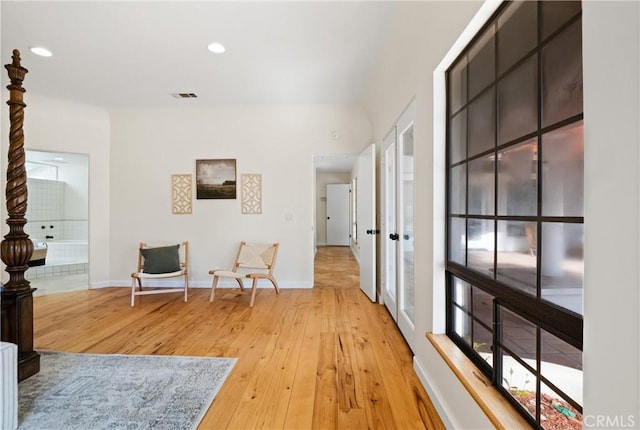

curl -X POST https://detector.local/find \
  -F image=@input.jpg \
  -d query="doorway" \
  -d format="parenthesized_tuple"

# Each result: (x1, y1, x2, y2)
(314, 155, 355, 248)
(24, 150, 89, 295)
(313, 148, 376, 302)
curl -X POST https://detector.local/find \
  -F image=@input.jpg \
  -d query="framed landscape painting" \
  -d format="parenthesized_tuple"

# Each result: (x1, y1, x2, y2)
(196, 159, 237, 199)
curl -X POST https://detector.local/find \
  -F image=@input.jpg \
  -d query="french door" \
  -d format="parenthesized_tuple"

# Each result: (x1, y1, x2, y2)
(382, 128, 398, 317)
(382, 101, 416, 348)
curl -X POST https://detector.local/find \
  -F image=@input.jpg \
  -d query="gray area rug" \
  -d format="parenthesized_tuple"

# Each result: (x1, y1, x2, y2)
(18, 351, 236, 430)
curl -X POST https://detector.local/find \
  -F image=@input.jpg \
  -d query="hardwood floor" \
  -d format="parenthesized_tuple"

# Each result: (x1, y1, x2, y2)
(32, 246, 444, 429)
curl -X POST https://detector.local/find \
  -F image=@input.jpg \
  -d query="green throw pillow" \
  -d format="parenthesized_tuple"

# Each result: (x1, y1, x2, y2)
(140, 244, 181, 274)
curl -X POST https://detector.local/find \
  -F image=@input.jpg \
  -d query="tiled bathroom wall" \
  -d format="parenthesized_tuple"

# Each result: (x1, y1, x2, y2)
(25, 179, 88, 241)
(24, 178, 89, 279)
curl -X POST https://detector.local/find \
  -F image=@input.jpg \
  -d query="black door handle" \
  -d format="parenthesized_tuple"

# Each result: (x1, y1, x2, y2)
(389, 233, 399, 241)
(366, 229, 380, 235)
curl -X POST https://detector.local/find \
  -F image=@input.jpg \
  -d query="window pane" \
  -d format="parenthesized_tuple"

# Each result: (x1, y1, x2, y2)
(540, 382, 583, 429)
(542, 1, 581, 40)
(450, 110, 467, 165)
(541, 330, 582, 371)
(467, 219, 494, 278)
(26, 162, 58, 180)
(449, 57, 468, 113)
(542, 122, 584, 217)
(497, 221, 537, 295)
(449, 217, 465, 265)
(468, 27, 495, 99)
(540, 329, 583, 426)
(468, 154, 495, 215)
(542, 19, 583, 127)
(498, 56, 538, 144)
(501, 307, 536, 361)
(454, 306, 472, 345)
(473, 321, 493, 367)
(501, 351, 537, 419)
(401, 128, 415, 324)
(452, 276, 471, 311)
(497, 0, 537, 74)
(450, 164, 466, 215)
(541, 223, 583, 315)
(468, 90, 495, 157)
(497, 140, 537, 216)
(541, 329, 583, 411)
(472, 287, 493, 328)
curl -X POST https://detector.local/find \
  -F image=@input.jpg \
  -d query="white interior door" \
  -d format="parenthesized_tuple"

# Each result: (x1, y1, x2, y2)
(357, 144, 377, 302)
(326, 184, 350, 246)
(380, 101, 416, 349)
(397, 112, 416, 345)
(382, 128, 398, 320)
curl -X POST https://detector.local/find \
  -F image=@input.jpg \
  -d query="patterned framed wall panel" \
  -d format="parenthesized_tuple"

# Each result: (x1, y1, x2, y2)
(241, 174, 262, 214)
(172, 174, 192, 214)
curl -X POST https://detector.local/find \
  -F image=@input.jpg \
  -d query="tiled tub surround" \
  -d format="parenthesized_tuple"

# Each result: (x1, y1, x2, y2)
(26, 241, 88, 279)
(25, 178, 89, 280)
(27, 262, 88, 280)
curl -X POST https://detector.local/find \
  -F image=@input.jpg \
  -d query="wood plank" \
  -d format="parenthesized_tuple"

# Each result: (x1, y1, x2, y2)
(312, 332, 338, 428)
(282, 291, 322, 429)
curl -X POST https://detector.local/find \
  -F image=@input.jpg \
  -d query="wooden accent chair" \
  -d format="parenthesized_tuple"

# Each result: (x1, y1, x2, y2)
(131, 241, 189, 307)
(209, 242, 280, 307)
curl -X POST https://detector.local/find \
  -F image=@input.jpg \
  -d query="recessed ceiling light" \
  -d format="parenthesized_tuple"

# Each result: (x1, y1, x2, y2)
(207, 42, 226, 54)
(29, 46, 53, 57)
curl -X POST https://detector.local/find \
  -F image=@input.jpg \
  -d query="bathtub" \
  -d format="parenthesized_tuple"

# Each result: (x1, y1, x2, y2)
(43, 240, 88, 265)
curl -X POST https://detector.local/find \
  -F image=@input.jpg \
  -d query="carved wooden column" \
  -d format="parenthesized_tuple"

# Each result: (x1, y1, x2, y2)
(0, 49, 40, 381)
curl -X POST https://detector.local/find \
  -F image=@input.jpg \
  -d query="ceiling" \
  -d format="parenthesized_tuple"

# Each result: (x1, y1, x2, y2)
(314, 154, 357, 173)
(1, 1, 398, 109)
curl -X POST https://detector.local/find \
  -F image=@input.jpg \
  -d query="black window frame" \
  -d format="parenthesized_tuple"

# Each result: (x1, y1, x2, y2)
(444, 1, 584, 428)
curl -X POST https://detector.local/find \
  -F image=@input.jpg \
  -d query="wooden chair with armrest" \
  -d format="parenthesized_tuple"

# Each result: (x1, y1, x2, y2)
(131, 241, 189, 307)
(209, 241, 279, 308)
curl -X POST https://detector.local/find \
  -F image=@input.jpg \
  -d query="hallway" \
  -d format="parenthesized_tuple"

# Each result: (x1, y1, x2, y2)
(314, 245, 359, 289)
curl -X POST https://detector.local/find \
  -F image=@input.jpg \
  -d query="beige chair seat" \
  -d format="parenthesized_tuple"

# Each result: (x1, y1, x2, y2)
(134, 270, 186, 279)
(209, 242, 279, 307)
(210, 270, 243, 279)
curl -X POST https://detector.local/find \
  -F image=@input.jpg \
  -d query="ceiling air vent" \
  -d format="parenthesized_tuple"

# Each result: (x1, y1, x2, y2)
(170, 93, 198, 99)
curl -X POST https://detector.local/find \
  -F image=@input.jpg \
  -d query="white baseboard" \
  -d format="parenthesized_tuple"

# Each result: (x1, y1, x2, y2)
(350, 245, 360, 264)
(103, 279, 313, 289)
(90, 280, 112, 289)
(413, 356, 455, 429)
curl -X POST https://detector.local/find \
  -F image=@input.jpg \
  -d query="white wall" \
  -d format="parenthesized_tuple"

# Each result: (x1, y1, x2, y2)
(315, 172, 350, 246)
(583, 1, 640, 426)
(108, 105, 370, 288)
(363, 0, 640, 427)
(0, 93, 110, 285)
